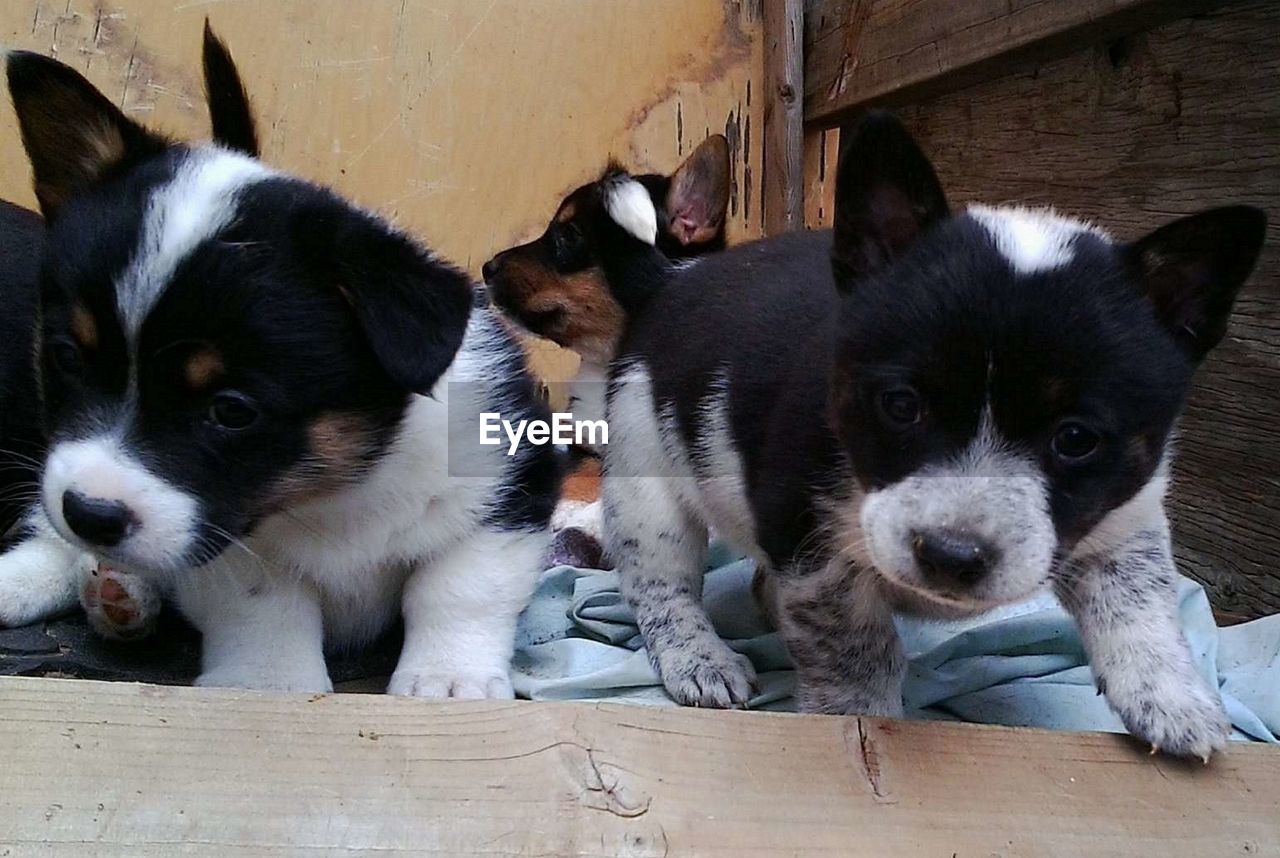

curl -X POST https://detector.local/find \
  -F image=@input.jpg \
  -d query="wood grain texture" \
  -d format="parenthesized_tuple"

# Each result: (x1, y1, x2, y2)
(802, 125, 839, 229)
(895, 2, 1280, 620)
(0, 0, 764, 384)
(803, 0, 1236, 129)
(762, 0, 804, 233)
(0, 676, 1276, 856)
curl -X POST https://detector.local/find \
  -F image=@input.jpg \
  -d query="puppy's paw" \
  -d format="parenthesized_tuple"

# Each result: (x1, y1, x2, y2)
(1104, 672, 1230, 760)
(195, 664, 333, 694)
(654, 641, 757, 708)
(80, 564, 160, 641)
(387, 668, 514, 700)
(0, 543, 89, 628)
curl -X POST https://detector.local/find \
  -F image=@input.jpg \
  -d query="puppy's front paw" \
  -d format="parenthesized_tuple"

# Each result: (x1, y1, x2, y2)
(0, 544, 89, 628)
(195, 664, 333, 694)
(1103, 671, 1230, 760)
(654, 641, 757, 708)
(388, 668, 514, 700)
(80, 564, 160, 641)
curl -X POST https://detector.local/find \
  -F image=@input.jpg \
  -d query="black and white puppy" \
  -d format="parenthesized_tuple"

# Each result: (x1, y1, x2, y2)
(0, 29, 558, 695)
(603, 112, 1265, 759)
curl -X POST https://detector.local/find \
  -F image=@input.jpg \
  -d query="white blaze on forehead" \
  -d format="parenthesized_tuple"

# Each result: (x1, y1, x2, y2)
(604, 177, 658, 246)
(118, 146, 274, 336)
(968, 204, 1109, 275)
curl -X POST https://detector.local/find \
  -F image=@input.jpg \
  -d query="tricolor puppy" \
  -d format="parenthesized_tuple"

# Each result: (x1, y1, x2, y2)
(0, 29, 558, 695)
(603, 112, 1264, 759)
(483, 134, 730, 370)
(483, 135, 731, 550)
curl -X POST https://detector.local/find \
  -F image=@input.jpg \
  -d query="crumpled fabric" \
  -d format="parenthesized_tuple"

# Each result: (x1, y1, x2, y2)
(512, 544, 1279, 742)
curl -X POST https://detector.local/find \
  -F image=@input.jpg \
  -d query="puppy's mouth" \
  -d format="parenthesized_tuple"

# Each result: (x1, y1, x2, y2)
(500, 303, 569, 344)
(870, 564, 1047, 615)
(515, 305, 567, 338)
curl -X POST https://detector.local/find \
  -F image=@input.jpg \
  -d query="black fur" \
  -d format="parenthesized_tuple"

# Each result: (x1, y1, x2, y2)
(0, 200, 45, 538)
(6, 51, 169, 218)
(202, 19, 260, 157)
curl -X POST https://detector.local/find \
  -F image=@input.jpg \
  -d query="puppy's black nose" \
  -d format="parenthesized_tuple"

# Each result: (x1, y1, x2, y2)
(912, 529, 993, 587)
(62, 490, 133, 547)
(481, 256, 500, 283)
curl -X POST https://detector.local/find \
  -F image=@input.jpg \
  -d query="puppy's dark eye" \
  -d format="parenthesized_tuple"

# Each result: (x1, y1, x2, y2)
(552, 223, 587, 268)
(878, 387, 923, 427)
(1052, 421, 1100, 462)
(49, 337, 84, 376)
(208, 391, 259, 431)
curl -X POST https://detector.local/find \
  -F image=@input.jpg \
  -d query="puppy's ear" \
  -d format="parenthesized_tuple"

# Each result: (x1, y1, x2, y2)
(319, 213, 473, 395)
(1125, 206, 1266, 362)
(665, 134, 730, 246)
(6, 51, 168, 218)
(202, 20, 260, 157)
(831, 111, 949, 292)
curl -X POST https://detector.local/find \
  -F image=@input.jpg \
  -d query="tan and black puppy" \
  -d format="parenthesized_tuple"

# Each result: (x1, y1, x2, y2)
(483, 135, 730, 367)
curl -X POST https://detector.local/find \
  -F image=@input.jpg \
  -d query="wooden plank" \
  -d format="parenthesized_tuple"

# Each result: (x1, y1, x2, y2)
(803, 0, 1235, 130)
(0, 0, 764, 385)
(895, 2, 1280, 620)
(0, 677, 1276, 856)
(802, 126, 840, 229)
(762, 0, 805, 233)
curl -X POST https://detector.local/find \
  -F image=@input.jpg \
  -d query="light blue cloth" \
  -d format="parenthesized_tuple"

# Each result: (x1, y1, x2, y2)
(512, 544, 1279, 742)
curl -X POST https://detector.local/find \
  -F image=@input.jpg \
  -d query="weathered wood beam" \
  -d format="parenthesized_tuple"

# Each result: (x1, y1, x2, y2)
(0, 676, 1277, 855)
(804, 0, 1237, 129)
(763, 0, 806, 233)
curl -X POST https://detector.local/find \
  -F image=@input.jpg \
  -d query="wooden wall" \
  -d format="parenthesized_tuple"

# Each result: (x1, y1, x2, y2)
(804, 3, 1278, 620)
(0, 0, 765, 380)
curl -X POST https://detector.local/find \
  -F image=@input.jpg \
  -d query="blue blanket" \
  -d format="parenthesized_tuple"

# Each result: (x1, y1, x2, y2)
(513, 544, 1279, 742)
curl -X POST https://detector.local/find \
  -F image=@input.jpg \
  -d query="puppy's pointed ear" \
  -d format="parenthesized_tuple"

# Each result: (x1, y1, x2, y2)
(202, 20, 259, 157)
(309, 212, 473, 395)
(831, 111, 949, 292)
(666, 134, 730, 246)
(6, 51, 167, 218)
(1124, 206, 1266, 362)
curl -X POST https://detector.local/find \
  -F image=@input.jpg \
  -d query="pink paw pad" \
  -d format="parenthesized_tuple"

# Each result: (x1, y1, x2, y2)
(80, 563, 160, 641)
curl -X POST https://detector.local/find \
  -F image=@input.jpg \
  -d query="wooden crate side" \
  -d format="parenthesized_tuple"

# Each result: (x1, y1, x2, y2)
(0, 676, 1277, 856)
(803, 0, 1237, 129)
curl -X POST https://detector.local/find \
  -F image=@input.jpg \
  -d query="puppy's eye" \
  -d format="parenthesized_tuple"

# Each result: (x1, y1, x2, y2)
(49, 337, 84, 376)
(878, 387, 922, 427)
(1052, 421, 1100, 463)
(553, 223, 587, 267)
(208, 391, 260, 431)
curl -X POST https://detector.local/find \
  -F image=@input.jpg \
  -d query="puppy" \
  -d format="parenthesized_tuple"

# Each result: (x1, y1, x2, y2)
(602, 112, 1264, 759)
(0, 23, 268, 640)
(483, 134, 731, 368)
(0, 27, 558, 696)
(484, 135, 730, 429)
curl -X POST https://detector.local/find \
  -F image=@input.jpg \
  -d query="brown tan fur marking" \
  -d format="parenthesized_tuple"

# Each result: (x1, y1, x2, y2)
(184, 348, 226, 391)
(70, 305, 98, 351)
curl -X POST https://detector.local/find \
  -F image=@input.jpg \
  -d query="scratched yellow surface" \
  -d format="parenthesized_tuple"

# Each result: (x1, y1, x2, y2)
(0, 1, 764, 379)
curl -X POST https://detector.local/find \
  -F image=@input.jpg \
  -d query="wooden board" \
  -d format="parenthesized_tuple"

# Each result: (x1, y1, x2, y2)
(892, 2, 1280, 621)
(0, 676, 1276, 856)
(802, 125, 839, 229)
(803, 0, 1236, 129)
(762, 0, 804, 233)
(0, 0, 765, 383)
